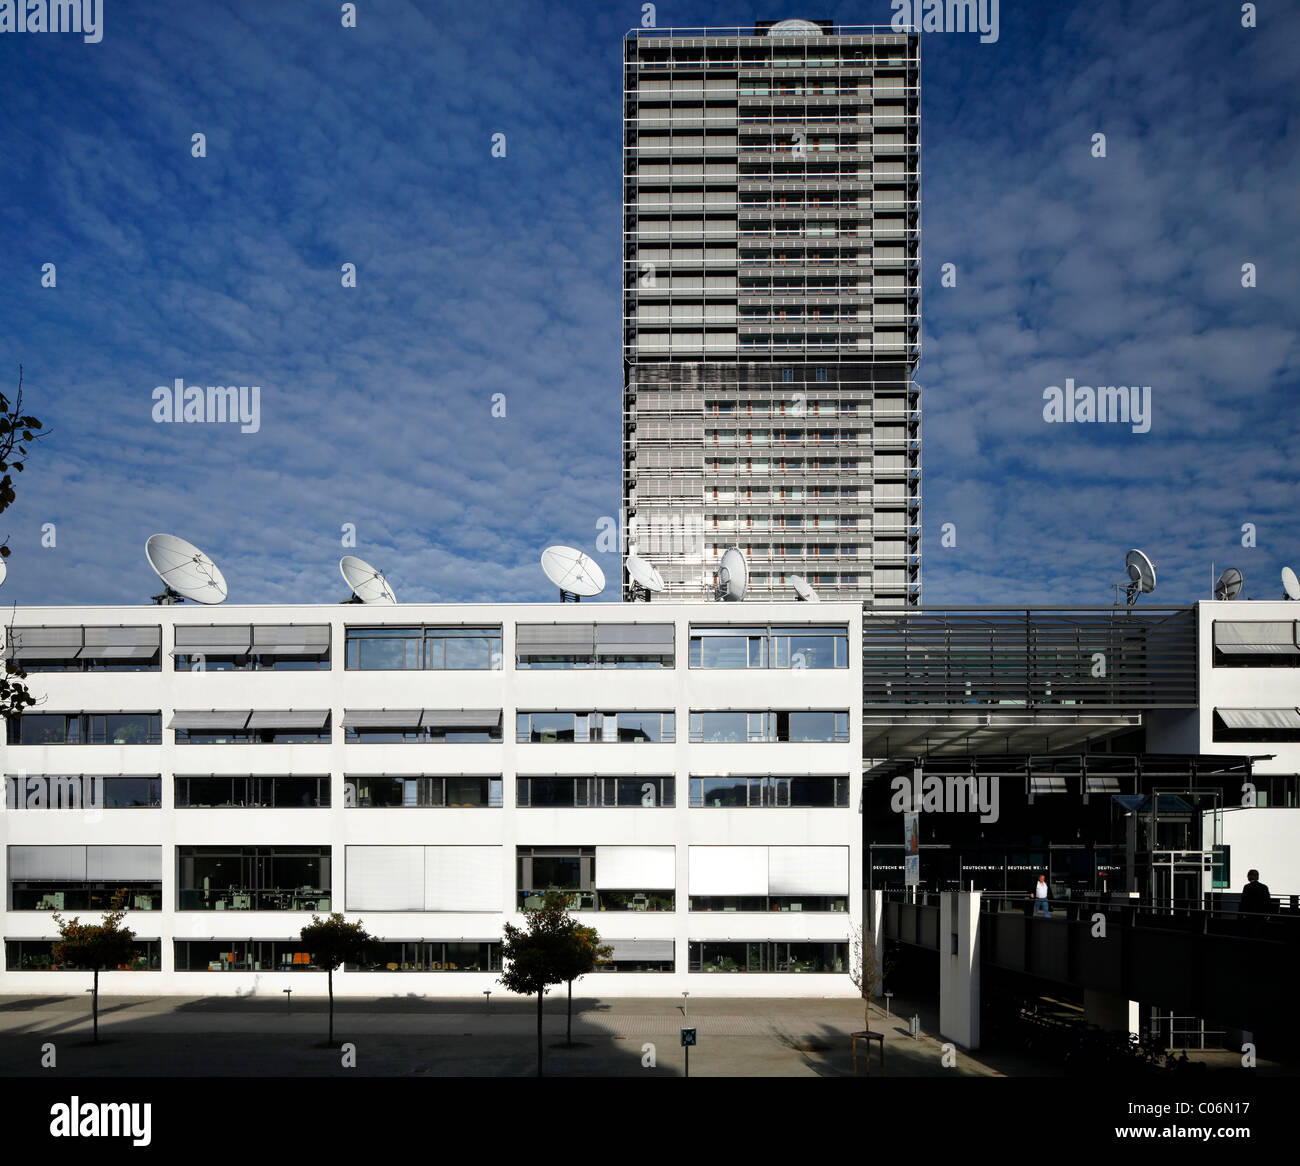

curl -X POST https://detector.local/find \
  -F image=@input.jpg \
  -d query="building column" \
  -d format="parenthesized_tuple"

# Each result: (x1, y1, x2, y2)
(939, 891, 981, 1050)
(1083, 989, 1140, 1037)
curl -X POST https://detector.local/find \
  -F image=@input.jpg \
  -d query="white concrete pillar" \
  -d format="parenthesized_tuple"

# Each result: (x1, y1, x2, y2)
(870, 889, 884, 997)
(939, 890, 980, 1050)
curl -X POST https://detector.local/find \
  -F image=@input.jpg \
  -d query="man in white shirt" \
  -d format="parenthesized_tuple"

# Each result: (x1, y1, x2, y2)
(1033, 874, 1051, 918)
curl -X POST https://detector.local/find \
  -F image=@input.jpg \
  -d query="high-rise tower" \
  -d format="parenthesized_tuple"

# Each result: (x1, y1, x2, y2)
(622, 20, 921, 603)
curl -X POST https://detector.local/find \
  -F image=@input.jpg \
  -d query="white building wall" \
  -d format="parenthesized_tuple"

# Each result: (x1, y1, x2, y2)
(0, 601, 862, 998)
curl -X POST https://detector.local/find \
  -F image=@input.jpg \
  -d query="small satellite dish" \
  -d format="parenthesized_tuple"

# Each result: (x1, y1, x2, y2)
(791, 574, 820, 603)
(340, 555, 397, 605)
(1282, 566, 1300, 601)
(0, 557, 7, 589)
(1115, 548, 1156, 606)
(718, 547, 748, 602)
(145, 533, 228, 605)
(541, 545, 605, 603)
(1214, 567, 1244, 601)
(626, 553, 665, 600)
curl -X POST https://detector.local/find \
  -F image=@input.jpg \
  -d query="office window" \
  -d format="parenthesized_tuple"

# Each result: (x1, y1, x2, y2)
(344, 940, 503, 973)
(343, 709, 502, 743)
(344, 626, 502, 670)
(689, 775, 849, 807)
(345, 845, 501, 911)
(176, 846, 331, 912)
(689, 624, 848, 669)
(1212, 621, 1300, 667)
(6, 938, 160, 971)
(592, 940, 675, 973)
(174, 940, 321, 972)
(3, 625, 162, 672)
(517, 776, 674, 808)
(5, 775, 162, 810)
(688, 711, 849, 744)
(515, 623, 674, 669)
(8, 713, 162, 746)
(516, 845, 675, 912)
(171, 711, 330, 744)
(343, 776, 502, 808)
(8, 845, 162, 911)
(687, 941, 847, 973)
(689, 895, 847, 912)
(1212, 708, 1300, 743)
(515, 711, 675, 743)
(173, 624, 330, 671)
(175, 775, 330, 808)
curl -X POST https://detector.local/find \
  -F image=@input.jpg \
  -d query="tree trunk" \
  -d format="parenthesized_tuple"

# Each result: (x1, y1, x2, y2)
(328, 968, 335, 1046)
(536, 989, 545, 1077)
(92, 968, 99, 1044)
(567, 979, 573, 1045)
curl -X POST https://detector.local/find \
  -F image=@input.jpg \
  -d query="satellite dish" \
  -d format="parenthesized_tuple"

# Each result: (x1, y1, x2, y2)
(1116, 548, 1156, 606)
(145, 533, 228, 605)
(1214, 567, 1244, 601)
(791, 574, 820, 603)
(541, 545, 605, 602)
(340, 555, 397, 605)
(626, 553, 665, 600)
(1282, 566, 1300, 601)
(0, 557, 7, 589)
(718, 547, 748, 602)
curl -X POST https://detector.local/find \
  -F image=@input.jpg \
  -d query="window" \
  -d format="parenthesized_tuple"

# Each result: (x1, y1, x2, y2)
(345, 941, 503, 972)
(1212, 708, 1300, 743)
(816, 367, 828, 381)
(688, 711, 849, 743)
(687, 941, 847, 973)
(345, 845, 501, 911)
(1212, 621, 1300, 667)
(689, 624, 848, 669)
(515, 711, 675, 743)
(515, 624, 675, 669)
(8, 845, 162, 911)
(171, 711, 330, 744)
(689, 775, 849, 808)
(5, 775, 162, 810)
(516, 846, 675, 912)
(174, 940, 322, 972)
(517, 776, 675, 808)
(689, 895, 847, 912)
(7, 938, 160, 971)
(7, 713, 162, 745)
(593, 940, 675, 973)
(343, 775, 502, 808)
(175, 775, 330, 808)
(782, 369, 794, 382)
(173, 624, 330, 671)
(343, 710, 502, 743)
(3, 625, 161, 671)
(176, 846, 331, 911)
(344, 626, 502, 671)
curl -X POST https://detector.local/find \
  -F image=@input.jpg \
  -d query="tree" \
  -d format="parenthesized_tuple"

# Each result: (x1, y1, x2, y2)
(554, 920, 612, 1047)
(0, 365, 46, 720)
(300, 913, 378, 1047)
(848, 920, 885, 1034)
(499, 891, 575, 1076)
(52, 892, 137, 1045)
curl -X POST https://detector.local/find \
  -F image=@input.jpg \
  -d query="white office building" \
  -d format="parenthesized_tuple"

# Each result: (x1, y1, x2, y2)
(0, 601, 862, 997)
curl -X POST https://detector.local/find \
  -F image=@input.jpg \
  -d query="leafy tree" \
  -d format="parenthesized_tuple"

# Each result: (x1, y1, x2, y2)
(0, 365, 46, 720)
(499, 891, 575, 1076)
(300, 913, 379, 1046)
(52, 891, 137, 1044)
(555, 921, 612, 1047)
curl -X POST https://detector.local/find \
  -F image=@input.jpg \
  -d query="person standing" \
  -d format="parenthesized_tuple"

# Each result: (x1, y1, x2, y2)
(1240, 869, 1272, 935)
(1033, 873, 1051, 918)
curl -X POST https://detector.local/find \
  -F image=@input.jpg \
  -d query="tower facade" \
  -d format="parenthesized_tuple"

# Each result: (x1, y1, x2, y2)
(622, 21, 921, 603)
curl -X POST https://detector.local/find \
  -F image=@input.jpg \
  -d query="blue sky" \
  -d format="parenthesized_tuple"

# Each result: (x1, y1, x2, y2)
(0, 0, 1296, 607)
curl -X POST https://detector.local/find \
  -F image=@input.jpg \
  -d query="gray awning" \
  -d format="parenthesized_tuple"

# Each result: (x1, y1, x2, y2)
(246, 709, 330, 730)
(4, 626, 82, 660)
(605, 939, 674, 962)
(1216, 707, 1300, 730)
(516, 624, 595, 656)
(79, 626, 162, 660)
(169, 710, 252, 731)
(342, 709, 423, 729)
(173, 625, 252, 655)
(1085, 776, 1121, 792)
(1029, 776, 1068, 794)
(1213, 621, 1300, 655)
(421, 709, 502, 729)
(594, 623, 675, 655)
(251, 624, 331, 656)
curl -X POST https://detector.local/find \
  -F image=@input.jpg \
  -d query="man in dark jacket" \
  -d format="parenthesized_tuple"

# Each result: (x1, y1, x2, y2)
(1240, 870, 1272, 934)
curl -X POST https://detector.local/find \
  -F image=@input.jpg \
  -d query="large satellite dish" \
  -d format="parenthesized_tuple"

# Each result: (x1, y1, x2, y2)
(791, 574, 820, 603)
(1282, 566, 1300, 601)
(718, 547, 748, 602)
(541, 545, 605, 603)
(1116, 548, 1156, 607)
(340, 555, 397, 605)
(145, 533, 228, 605)
(626, 553, 665, 600)
(1214, 567, 1244, 601)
